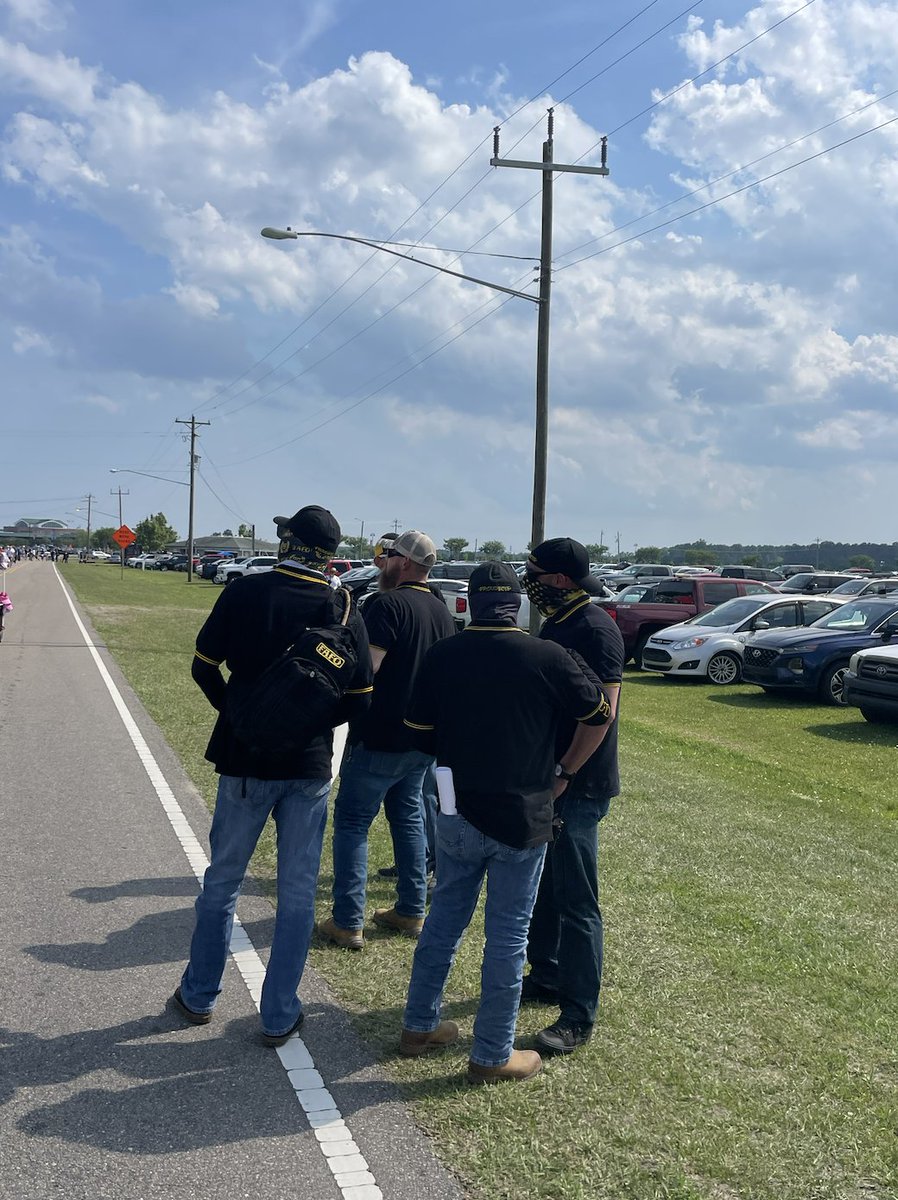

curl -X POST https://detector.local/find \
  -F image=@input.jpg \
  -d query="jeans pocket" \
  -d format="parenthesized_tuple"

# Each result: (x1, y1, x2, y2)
(436, 811, 466, 856)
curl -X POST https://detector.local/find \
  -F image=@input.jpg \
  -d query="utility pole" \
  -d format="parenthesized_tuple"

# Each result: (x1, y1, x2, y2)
(492, 110, 609, 631)
(110, 485, 129, 578)
(391, 518, 401, 534)
(251, 524, 256, 554)
(615, 531, 621, 559)
(176, 416, 211, 582)
(82, 494, 94, 558)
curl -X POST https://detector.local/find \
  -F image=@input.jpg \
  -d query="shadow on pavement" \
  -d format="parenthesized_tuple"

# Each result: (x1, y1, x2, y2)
(71, 876, 267, 903)
(24, 909, 275, 971)
(4, 1011, 307, 1151)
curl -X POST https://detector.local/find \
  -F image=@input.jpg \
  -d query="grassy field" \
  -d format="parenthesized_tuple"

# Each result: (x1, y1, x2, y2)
(62, 564, 898, 1200)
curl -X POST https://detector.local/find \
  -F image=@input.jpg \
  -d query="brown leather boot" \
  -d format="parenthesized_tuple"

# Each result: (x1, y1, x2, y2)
(399, 1020, 460, 1057)
(316, 915, 364, 951)
(372, 907, 424, 937)
(467, 1050, 542, 1085)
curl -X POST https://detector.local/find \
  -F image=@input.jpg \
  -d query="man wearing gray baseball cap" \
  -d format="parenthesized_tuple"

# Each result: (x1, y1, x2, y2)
(318, 530, 456, 950)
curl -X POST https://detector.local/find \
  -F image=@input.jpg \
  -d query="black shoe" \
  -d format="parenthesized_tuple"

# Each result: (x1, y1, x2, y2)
(261, 1011, 305, 1048)
(520, 975, 559, 1005)
(377, 865, 399, 878)
(170, 986, 213, 1026)
(536, 1019, 593, 1054)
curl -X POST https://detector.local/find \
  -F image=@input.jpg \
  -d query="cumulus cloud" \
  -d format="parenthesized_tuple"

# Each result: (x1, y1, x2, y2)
(0, 3, 897, 543)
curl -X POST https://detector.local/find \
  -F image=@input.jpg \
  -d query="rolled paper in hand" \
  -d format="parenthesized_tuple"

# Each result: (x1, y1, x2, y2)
(435, 766, 457, 815)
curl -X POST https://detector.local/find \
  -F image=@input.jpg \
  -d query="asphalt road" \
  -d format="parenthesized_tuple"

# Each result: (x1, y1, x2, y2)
(0, 561, 464, 1200)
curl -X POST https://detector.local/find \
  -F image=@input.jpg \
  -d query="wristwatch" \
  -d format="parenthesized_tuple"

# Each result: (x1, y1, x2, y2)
(554, 764, 576, 782)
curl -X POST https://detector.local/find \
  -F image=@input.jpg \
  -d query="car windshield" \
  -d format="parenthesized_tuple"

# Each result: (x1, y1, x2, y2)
(690, 597, 772, 627)
(811, 601, 898, 631)
(828, 578, 869, 596)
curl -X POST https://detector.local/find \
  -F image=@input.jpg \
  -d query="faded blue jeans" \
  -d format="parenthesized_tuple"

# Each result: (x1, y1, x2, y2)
(179, 773, 330, 1038)
(331, 742, 432, 930)
(403, 813, 547, 1067)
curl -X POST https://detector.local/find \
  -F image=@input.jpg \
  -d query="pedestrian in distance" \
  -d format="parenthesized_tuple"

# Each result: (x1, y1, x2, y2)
(172, 505, 373, 1046)
(520, 537, 625, 1055)
(399, 561, 613, 1083)
(318, 529, 456, 950)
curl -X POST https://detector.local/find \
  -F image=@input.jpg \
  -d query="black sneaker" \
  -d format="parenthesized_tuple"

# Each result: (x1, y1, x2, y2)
(520, 975, 559, 1005)
(377, 865, 399, 878)
(535, 1019, 593, 1054)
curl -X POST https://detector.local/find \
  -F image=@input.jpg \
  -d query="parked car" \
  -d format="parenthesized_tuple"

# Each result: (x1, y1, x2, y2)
(641, 594, 842, 684)
(128, 553, 162, 570)
(605, 576, 776, 665)
(218, 555, 278, 584)
(338, 565, 379, 598)
(776, 572, 856, 595)
(199, 554, 233, 579)
(214, 556, 248, 583)
(718, 565, 784, 582)
(599, 563, 676, 591)
(741, 597, 898, 706)
(844, 643, 898, 724)
(327, 558, 365, 575)
(779, 563, 815, 578)
(430, 562, 479, 581)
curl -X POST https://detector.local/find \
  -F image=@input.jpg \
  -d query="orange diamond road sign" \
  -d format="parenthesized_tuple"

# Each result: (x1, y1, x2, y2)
(113, 525, 137, 548)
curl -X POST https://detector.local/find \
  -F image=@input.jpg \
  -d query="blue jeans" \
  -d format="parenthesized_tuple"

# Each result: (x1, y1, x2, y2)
(403, 814, 547, 1067)
(331, 742, 432, 930)
(526, 793, 606, 1026)
(179, 774, 330, 1038)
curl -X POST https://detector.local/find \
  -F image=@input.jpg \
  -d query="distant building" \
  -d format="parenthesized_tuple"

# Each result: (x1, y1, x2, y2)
(2, 518, 78, 545)
(166, 534, 278, 555)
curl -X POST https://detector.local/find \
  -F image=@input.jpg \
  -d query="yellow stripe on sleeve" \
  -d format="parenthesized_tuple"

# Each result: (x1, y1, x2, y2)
(194, 649, 222, 666)
(403, 719, 435, 731)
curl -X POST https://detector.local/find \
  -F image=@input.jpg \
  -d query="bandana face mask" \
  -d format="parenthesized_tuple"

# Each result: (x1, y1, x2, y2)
(522, 572, 582, 616)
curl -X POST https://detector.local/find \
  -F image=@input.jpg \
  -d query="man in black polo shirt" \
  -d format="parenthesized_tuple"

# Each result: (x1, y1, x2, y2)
(318, 529, 455, 950)
(172, 506, 373, 1046)
(399, 561, 611, 1082)
(521, 537, 625, 1054)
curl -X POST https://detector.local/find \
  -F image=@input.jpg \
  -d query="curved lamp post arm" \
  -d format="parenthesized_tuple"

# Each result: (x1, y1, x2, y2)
(260, 228, 540, 304)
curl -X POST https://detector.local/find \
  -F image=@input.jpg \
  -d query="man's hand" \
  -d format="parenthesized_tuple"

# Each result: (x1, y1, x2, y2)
(552, 777, 569, 800)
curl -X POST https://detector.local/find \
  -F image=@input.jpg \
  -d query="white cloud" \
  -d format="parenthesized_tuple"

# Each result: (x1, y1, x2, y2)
(1, 0, 65, 33)
(1, 5, 897, 544)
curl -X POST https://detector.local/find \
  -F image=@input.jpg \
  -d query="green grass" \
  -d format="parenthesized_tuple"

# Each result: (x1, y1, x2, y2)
(63, 564, 898, 1200)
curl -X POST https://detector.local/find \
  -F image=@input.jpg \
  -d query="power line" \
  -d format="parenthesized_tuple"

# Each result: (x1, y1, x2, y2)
(556, 113, 898, 271)
(555, 86, 898, 264)
(193, 1, 699, 417)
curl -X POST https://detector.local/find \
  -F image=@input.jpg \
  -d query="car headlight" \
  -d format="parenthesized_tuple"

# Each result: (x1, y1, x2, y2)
(671, 636, 709, 650)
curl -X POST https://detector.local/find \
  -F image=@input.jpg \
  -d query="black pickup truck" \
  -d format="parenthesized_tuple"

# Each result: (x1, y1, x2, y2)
(605, 576, 776, 665)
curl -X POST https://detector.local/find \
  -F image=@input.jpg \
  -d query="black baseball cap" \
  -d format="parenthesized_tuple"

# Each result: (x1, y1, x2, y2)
(273, 505, 341, 556)
(469, 560, 522, 595)
(528, 537, 603, 594)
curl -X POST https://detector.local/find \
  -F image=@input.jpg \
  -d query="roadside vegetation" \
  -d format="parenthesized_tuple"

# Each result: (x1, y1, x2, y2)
(62, 564, 898, 1200)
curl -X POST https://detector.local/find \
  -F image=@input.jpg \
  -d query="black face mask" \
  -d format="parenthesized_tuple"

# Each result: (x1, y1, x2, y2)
(522, 573, 581, 616)
(468, 592, 522, 624)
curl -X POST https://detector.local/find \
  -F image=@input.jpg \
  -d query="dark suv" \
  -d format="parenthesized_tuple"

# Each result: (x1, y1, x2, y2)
(777, 572, 855, 595)
(719, 565, 783, 582)
(741, 597, 898, 705)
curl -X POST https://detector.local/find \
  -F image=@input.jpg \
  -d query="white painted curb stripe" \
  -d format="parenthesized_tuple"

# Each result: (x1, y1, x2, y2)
(54, 569, 381, 1200)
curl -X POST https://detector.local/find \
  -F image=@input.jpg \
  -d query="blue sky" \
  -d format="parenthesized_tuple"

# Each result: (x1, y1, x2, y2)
(2, 0, 897, 554)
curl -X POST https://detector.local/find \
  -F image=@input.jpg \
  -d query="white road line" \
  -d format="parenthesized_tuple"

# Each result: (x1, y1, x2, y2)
(54, 568, 382, 1200)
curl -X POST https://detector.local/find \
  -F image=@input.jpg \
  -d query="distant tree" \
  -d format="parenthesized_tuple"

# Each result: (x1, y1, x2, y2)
(583, 543, 608, 562)
(635, 546, 663, 560)
(741, 554, 760, 567)
(221, 528, 234, 537)
(684, 547, 711, 566)
(135, 512, 178, 552)
(443, 537, 469, 560)
(849, 554, 876, 572)
(341, 536, 372, 556)
(480, 539, 506, 559)
(238, 523, 253, 538)
(91, 526, 116, 549)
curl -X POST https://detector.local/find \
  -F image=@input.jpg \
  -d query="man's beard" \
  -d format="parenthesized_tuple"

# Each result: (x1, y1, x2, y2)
(378, 559, 401, 591)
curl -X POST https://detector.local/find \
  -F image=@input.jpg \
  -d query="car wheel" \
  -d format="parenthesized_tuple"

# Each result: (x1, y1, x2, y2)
(818, 662, 850, 707)
(706, 652, 741, 685)
(860, 707, 895, 725)
(633, 632, 651, 669)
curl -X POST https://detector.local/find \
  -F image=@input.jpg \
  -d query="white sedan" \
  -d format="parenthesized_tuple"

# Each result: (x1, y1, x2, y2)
(641, 594, 844, 684)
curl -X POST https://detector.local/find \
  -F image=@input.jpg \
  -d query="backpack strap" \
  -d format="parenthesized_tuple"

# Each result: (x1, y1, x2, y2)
(334, 585, 352, 627)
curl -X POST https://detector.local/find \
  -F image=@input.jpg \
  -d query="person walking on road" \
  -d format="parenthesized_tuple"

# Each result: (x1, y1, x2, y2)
(173, 505, 373, 1046)
(399, 561, 612, 1083)
(318, 530, 455, 950)
(520, 537, 625, 1055)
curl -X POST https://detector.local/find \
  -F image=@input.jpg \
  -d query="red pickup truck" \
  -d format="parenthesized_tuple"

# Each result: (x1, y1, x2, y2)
(606, 576, 776, 665)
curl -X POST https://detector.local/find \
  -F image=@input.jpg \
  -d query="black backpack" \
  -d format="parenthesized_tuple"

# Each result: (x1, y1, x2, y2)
(226, 587, 358, 756)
